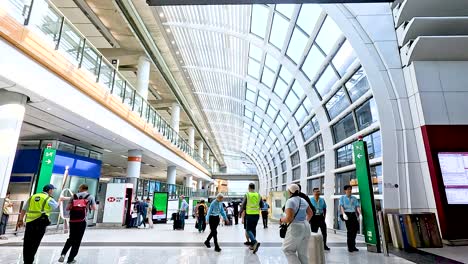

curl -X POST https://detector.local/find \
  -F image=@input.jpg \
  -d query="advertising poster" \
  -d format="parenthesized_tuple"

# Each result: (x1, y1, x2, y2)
(103, 184, 126, 223)
(167, 200, 179, 218)
(438, 153, 468, 204)
(153, 192, 168, 222)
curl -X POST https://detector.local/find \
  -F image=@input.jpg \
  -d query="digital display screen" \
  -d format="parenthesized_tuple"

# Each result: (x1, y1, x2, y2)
(438, 153, 468, 204)
(153, 192, 168, 221)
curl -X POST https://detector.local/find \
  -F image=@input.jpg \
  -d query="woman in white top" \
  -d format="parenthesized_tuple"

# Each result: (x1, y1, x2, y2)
(280, 184, 313, 264)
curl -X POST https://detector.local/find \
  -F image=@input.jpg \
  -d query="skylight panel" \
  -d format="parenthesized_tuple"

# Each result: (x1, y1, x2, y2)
(316, 16, 341, 54)
(251, 5, 270, 39)
(296, 4, 322, 35)
(269, 13, 290, 49)
(302, 45, 324, 80)
(286, 27, 309, 64)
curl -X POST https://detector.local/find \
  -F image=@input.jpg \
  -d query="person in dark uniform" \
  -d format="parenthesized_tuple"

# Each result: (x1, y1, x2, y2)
(340, 185, 361, 252)
(310, 188, 330, 250)
(17, 184, 62, 264)
(232, 200, 239, 225)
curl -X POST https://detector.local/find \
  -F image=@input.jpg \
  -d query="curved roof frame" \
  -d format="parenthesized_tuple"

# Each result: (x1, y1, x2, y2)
(159, 4, 362, 180)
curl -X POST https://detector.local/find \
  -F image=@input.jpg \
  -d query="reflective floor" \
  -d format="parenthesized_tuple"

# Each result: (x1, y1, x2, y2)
(0, 246, 414, 264)
(0, 220, 415, 264)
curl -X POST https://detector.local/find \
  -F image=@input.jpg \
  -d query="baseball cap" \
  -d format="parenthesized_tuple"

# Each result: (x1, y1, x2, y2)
(288, 184, 300, 194)
(43, 184, 56, 192)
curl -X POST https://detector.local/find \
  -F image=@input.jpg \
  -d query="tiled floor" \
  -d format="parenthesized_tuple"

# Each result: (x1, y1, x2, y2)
(420, 246, 468, 264)
(0, 220, 415, 264)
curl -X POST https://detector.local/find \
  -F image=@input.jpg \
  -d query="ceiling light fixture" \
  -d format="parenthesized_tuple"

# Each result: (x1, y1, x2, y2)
(46, 107, 51, 111)
(166, 28, 171, 33)
(103, 149, 112, 153)
(176, 51, 179, 55)
(171, 40, 175, 45)
(120, 155, 128, 158)
(180, 60, 183, 63)
(159, 12, 164, 18)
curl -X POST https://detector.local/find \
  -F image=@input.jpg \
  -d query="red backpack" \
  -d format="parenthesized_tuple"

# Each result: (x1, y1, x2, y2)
(69, 194, 90, 223)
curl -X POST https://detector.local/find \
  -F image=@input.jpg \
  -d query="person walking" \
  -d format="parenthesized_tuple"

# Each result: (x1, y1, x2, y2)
(0, 191, 13, 240)
(197, 200, 207, 233)
(17, 184, 61, 264)
(280, 184, 313, 264)
(241, 183, 262, 253)
(232, 200, 239, 225)
(261, 198, 270, 228)
(204, 193, 228, 252)
(137, 199, 148, 228)
(179, 195, 189, 230)
(240, 204, 251, 246)
(310, 188, 330, 251)
(146, 198, 153, 229)
(58, 184, 96, 263)
(340, 185, 362, 252)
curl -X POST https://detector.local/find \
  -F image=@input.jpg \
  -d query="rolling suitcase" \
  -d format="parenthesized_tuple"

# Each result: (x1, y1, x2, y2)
(172, 212, 183, 230)
(308, 232, 325, 264)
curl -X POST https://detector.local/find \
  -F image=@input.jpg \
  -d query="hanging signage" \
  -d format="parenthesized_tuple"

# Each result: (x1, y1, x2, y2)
(353, 139, 381, 252)
(147, 0, 394, 5)
(35, 148, 56, 193)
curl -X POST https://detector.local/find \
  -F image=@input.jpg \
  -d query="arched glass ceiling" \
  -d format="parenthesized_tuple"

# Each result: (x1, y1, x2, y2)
(159, 4, 375, 182)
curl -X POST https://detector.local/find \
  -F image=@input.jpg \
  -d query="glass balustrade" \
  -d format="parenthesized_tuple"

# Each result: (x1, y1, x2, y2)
(3, 0, 211, 172)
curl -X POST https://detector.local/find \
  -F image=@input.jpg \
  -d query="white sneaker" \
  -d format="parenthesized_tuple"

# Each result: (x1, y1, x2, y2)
(58, 255, 65, 263)
(67, 260, 77, 264)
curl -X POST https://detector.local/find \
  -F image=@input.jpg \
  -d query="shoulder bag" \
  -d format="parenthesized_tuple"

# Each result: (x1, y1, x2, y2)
(279, 198, 301, 238)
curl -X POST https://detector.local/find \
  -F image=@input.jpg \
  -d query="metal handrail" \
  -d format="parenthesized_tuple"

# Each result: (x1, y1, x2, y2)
(3, 0, 211, 172)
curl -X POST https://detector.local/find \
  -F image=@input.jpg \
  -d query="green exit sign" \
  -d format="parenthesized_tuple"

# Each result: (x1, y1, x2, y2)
(353, 139, 381, 252)
(35, 148, 56, 193)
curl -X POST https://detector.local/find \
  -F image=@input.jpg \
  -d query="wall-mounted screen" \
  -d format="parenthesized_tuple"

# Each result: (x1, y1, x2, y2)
(438, 153, 468, 204)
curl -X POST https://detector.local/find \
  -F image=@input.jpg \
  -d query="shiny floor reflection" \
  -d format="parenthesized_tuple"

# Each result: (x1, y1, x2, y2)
(0, 246, 414, 264)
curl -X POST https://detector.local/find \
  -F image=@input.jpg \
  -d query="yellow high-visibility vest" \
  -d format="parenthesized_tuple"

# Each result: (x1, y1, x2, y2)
(26, 193, 51, 223)
(246, 192, 260, 215)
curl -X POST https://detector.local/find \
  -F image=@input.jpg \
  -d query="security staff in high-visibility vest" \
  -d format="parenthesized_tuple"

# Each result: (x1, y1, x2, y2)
(241, 183, 263, 254)
(17, 184, 61, 264)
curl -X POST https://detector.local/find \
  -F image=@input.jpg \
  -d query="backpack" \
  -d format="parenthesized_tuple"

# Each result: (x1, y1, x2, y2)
(198, 204, 206, 216)
(69, 194, 90, 223)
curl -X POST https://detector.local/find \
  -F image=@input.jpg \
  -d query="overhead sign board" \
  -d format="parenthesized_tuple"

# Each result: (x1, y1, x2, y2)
(147, 0, 393, 5)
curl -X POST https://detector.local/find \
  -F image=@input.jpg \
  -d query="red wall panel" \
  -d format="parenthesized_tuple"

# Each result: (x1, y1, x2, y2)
(421, 125, 468, 241)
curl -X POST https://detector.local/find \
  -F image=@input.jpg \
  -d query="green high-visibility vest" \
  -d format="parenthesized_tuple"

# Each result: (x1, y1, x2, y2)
(246, 192, 260, 215)
(26, 193, 51, 223)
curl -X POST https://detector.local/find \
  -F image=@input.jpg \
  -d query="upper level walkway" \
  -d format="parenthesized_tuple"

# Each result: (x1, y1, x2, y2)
(0, 0, 212, 181)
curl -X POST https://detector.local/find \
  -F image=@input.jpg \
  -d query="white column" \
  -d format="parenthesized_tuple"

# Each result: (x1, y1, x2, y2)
(0, 91, 27, 198)
(136, 56, 150, 101)
(171, 103, 180, 133)
(188, 127, 195, 150)
(197, 141, 204, 160)
(205, 150, 210, 164)
(185, 175, 193, 189)
(167, 165, 176, 185)
(197, 180, 203, 190)
(126, 149, 142, 188)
